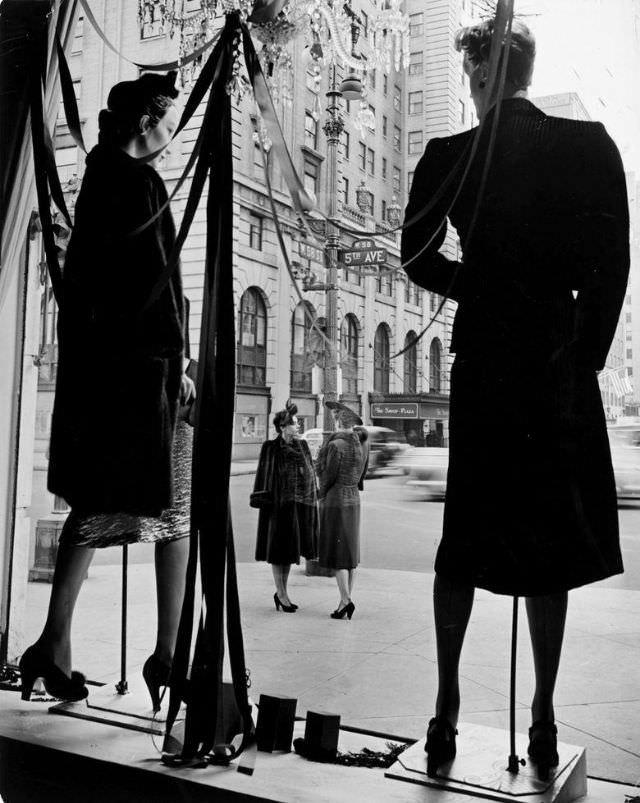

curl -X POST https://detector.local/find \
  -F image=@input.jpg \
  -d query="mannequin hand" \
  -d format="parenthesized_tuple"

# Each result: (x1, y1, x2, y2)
(180, 373, 196, 405)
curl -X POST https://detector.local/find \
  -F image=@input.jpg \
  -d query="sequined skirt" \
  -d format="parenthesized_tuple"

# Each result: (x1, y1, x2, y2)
(59, 421, 193, 548)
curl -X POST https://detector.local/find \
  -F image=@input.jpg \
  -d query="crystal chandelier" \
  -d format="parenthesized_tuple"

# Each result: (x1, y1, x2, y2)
(140, 0, 411, 134)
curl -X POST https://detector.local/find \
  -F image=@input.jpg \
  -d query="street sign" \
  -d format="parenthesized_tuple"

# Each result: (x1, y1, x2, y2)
(371, 402, 419, 419)
(340, 237, 387, 268)
(298, 240, 323, 262)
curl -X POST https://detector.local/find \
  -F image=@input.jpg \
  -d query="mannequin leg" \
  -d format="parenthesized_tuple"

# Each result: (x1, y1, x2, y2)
(525, 592, 568, 723)
(433, 573, 475, 727)
(335, 569, 350, 607)
(153, 536, 190, 665)
(33, 532, 95, 676)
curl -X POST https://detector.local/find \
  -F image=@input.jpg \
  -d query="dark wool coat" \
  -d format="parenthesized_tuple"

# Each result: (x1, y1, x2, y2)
(402, 98, 628, 595)
(48, 144, 184, 517)
(318, 429, 369, 571)
(254, 436, 319, 565)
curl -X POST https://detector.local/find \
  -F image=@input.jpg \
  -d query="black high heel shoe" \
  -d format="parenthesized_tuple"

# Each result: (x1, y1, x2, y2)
(273, 592, 296, 613)
(424, 716, 458, 777)
(19, 645, 88, 702)
(330, 601, 355, 620)
(143, 654, 171, 712)
(527, 720, 559, 781)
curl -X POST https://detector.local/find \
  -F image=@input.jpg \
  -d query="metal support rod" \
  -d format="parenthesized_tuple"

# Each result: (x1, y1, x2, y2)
(507, 595, 520, 773)
(115, 543, 129, 695)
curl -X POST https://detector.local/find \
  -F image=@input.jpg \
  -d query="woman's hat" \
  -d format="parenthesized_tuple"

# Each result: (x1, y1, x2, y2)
(325, 400, 363, 426)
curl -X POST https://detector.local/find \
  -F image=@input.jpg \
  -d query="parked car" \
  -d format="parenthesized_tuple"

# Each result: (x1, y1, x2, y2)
(299, 426, 406, 476)
(393, 446, 450, 500)
(607, 423, 640, 501)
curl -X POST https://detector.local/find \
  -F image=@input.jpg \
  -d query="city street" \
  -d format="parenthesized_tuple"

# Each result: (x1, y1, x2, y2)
(93, 471, 640, 591)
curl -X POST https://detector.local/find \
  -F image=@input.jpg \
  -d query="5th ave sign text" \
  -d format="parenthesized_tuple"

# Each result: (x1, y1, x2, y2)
(340, 238, 388, 268)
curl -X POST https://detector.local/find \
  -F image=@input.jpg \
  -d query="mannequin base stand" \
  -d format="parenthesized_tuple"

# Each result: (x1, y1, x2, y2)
(49, 674, 185, 736)
(385, 723, 586, 803)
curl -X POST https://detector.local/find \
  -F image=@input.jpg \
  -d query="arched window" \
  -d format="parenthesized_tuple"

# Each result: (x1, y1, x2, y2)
(429, 337, 442, 393)
(291, 301, 314, 392)
(374, 324, 390, 394)
(404, 331, 417, 394)
(341, 314, 359, 395)
(237, 288, 267, 386)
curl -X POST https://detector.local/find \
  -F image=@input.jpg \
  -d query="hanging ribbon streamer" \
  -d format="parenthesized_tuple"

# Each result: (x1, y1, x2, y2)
(163, 14, 254, 768)
(78, 0, 219, 72)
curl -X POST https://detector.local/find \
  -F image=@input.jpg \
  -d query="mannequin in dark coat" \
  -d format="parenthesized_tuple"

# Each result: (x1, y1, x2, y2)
(401, 18, 629, 779)
(21, 73, 194, 710)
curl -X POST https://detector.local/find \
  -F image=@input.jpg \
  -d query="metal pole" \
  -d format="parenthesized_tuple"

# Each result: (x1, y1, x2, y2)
(115, 543, 129, 694)
(507, 595, 520, 772)
(322, 65, 345, 432)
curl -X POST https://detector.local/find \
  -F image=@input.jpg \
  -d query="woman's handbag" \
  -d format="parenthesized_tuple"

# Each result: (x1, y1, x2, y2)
(249, 489, 273, 509)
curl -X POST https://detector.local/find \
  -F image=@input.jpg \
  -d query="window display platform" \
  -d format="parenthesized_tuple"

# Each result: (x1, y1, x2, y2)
(1, 690, 637, 803)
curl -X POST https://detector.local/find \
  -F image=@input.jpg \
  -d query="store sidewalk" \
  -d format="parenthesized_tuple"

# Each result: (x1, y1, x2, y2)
(20, 559, 640, 787)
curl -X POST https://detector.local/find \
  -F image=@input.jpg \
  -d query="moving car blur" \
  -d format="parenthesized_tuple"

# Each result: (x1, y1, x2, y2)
(393, 446, 449, 500)
(300, 426, 406, 476)
(607, 421, 640, 501)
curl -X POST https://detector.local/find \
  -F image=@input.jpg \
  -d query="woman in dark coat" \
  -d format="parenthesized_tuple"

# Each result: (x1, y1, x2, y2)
(401, 18, 629, 778)
(318, 402, 369, 620)
(21, 72, 194, 709)
(253, 401, 319, 612)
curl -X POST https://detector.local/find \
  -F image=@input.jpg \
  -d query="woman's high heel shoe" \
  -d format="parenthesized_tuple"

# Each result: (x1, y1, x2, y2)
(424, 716, 458, 777)
(142, 654, 171, 712)
(527, 720, 559, 781)
(19, 645, 88, 702)
(330, 601, 355, 620)
(273, 592, 296, 613)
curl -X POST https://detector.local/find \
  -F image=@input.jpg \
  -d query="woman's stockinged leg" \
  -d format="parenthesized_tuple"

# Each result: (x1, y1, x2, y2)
(525, 591, 568, 723)
(271, 564, 286, 602)
(348, 568, 356, 597)
(34, 516, 96, 676)
(153, 537, 189, 665)
(335, 569, 350, 607)
(433, 573, 475, 727)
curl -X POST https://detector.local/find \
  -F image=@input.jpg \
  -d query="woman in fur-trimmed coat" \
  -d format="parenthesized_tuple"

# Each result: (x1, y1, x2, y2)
(318, 403, 369, 620)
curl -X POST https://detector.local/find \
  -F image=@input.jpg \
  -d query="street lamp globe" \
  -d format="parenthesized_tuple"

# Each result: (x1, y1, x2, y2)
(339, 72, 363, 101)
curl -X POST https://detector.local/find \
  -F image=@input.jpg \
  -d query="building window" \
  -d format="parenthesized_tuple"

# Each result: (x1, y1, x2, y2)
(71, 15, 84, 54)
(392, 166, 401, 195)
(626, 312, 632, 324)
(304, 111, 318, 149)
(53, 495, 70, 513)
(361, 10, 368, 37)
(383, 74, 388, 95)
(408, 130, 423, 154)
(343, 131, 350, 159)
(404, 332, 418, 393)
(393, 126, 401, 152)
(55, 146, 78, 183)
(341, 314, 359, 394)
(429, 338, 442, 393)
(409, 12, 423, 37)
(249, 213, 263, 250)
(374, 324, 390, 394)
(369, 68, 376, 89)
(367, 104, 376, 132)
(393, 85, 402, 111)
(303, 157, 320, 196)
(459, 99, 465, 125)
(342, 176, 349, 205)
(367, 147, 375, 175)
(237, 288, 267, 386)
(382, 115, 388, 137)
(291, 302, 314, 392)
(58, 79, 81, 124)
(253, 142, 265, 179)
(382, 157, 387, 179)
(381, 199, 387, 221)
(408, 90, 423, 115)
(359, 141, 367, 170)
(377, 270, 392, 297)
(409, 51, 423, 76)
(408, 170, 415, 190)
(140, 0, 167, 38)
